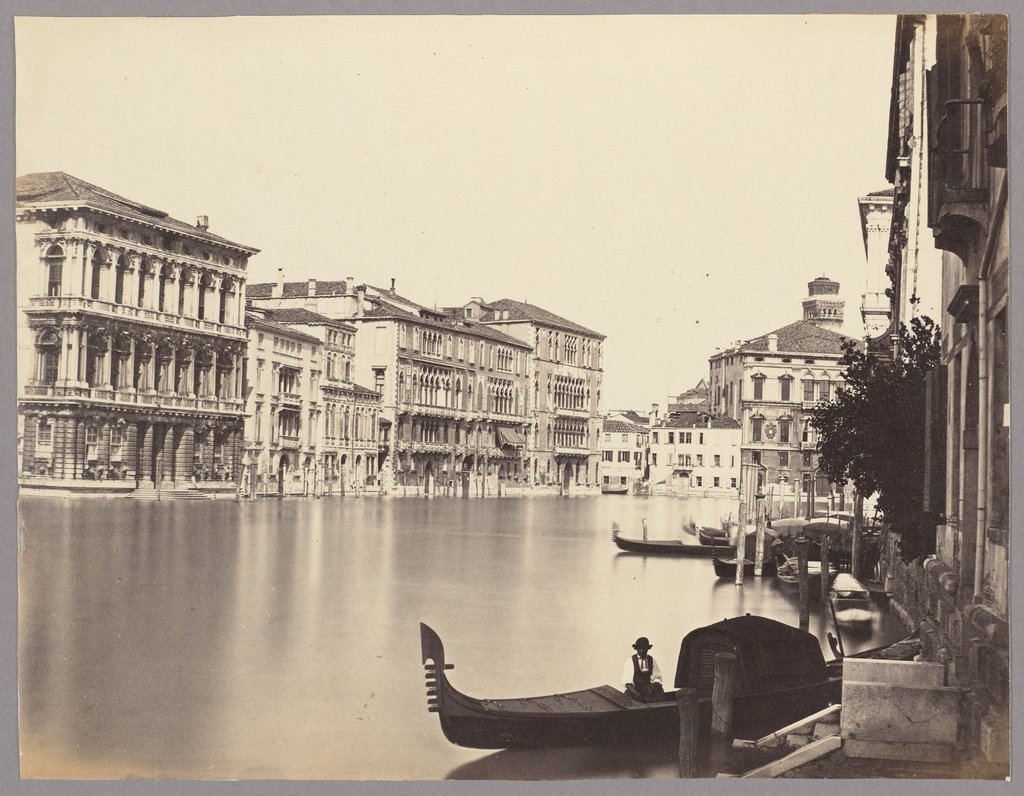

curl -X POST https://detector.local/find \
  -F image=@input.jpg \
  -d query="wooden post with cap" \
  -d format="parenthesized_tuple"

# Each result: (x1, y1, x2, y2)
(797, 536, 811, 632)
(677, 687, 699, 777)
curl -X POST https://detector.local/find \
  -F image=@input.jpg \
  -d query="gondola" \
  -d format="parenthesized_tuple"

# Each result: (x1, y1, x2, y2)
(601, 482, 630, 495)
(421, 616, 844, 749)
(708, 528, 780, 578)
(711, 554, 779, 578)
(611, 524, 724, 557)
(695, 524, 732, 546)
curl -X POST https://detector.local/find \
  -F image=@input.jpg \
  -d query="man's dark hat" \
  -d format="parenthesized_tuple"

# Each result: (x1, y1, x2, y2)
(633, 637, 652, 650)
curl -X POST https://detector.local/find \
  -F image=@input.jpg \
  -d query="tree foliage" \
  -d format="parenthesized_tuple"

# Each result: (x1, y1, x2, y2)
(811, 316, 942, 561)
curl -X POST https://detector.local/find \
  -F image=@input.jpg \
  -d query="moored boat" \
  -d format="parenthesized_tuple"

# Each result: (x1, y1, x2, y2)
(601, 481, 630, 494)
(711, 555, 779, 578)
(612, 524, 723, 557)
(829, 573, 874, 627)
(421, 616, 843, 749)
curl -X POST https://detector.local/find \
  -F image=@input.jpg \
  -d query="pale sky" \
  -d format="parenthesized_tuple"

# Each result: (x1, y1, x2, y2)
(16, 14, 897, 410)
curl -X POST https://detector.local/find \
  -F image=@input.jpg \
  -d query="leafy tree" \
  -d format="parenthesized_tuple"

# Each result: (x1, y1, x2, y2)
(811, 316, 942, 561)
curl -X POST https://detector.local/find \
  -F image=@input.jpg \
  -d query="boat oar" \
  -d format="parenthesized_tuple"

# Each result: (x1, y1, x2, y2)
(612, 521, 620, 541)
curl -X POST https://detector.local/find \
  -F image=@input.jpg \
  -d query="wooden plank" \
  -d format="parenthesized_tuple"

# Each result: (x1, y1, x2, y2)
(741, 734, 842, 778)
(751, 703, 842, 747)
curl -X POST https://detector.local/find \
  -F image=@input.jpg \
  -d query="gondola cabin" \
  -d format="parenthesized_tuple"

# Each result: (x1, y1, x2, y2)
(675, 616, 831, 700)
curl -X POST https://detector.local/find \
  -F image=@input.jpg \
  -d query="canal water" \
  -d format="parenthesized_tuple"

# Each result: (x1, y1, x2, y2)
(18, 494, 909, 780)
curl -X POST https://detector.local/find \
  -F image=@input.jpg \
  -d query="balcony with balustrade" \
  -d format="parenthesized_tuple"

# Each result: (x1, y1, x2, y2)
(26, 295, 247, 340)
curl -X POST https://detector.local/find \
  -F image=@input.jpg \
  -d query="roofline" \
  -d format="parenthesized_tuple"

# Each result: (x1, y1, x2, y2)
(19, 199, 261, 255)
(480, 316, 607, 341)
(355, 308, 533, 350)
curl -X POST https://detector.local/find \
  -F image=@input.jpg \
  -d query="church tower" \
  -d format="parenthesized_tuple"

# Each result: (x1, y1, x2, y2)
(802, 276, 844, 332)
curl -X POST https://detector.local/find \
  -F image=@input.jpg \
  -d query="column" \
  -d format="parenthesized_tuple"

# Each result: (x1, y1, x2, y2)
(167, 346, 177, 394)
(101, 252, 115, 303)
(176, 426, 193, 479)
(126, 338, 137, 391)
(101, 333, 113, 388)
(190, 274, 201, 318)
(78, 327, 90, 386)
(64, 241, 83, 297)
(139, 423, 154, 484)
(127, 255, 140, 308)
(210, 350, 218, 399)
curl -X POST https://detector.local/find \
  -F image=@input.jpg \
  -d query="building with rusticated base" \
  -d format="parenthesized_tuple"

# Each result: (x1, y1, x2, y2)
(16, 173, 257, 497)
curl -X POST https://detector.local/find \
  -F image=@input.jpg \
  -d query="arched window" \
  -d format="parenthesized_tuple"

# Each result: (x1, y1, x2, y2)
(114, 256, 129, 304)
(158, 264, 172, 313)
(37, 329, 61, 385)
(219, 278, 230, 324)
(197, 273, 211, 319)
(90, 249, 106, 300)
(44, 245, 64, 297)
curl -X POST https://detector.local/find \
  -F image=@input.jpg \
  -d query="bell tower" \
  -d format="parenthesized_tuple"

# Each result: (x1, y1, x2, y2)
(802, 276, 844, 331)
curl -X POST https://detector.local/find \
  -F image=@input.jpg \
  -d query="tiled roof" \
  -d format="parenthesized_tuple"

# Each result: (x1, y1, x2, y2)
(480, 298, 604, 339)
(16, 172, 259, 253)
(603, 419, 648, 434)
(247, 280, 349, 298)
(245, 312, 322, 345)
(711, 321, 855, 359)
(866, 188, 895, 197)
(364, 284, 433, 312)
(352, 383, 381, 397)
(655, 411, 740, 430)
(359, 299, 531, 348)
(260, 307, 355, 329)
(612, 410, 651, 425)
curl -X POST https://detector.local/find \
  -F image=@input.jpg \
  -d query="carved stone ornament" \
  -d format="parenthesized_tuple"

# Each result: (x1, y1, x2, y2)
(764, 423, 777, 440)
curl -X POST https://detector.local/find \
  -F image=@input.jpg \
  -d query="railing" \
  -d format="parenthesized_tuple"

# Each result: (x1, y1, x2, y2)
(22, 384, 244, 413)
(25, 296, 246, 339)
(554, 406, 589, 418)
(930, 98, 988, 227)
(279, 392, 302, 406)
(554, 444, 591, 455)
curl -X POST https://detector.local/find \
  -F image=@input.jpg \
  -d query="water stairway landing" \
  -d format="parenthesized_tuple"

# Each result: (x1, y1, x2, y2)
(129, 488, 214, 501)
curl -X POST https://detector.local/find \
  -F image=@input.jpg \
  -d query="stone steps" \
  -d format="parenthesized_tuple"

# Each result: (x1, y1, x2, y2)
(129, 488, 214, 501)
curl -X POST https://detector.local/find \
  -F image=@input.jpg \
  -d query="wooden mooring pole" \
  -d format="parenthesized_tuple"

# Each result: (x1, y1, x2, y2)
(819, 530, 831, 607)
(796, 536, 810, 632)
(754, 490, 767, 577)
(708, 651, 738, 777)
(852, 492, 864, 581)
(677, 687, 699, 778)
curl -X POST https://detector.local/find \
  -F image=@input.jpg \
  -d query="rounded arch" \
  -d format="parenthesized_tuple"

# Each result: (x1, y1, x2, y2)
(43, 244, 65, 296)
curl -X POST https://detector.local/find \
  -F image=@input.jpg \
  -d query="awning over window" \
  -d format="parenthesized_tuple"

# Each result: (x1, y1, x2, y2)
(497, 427, 526, 448)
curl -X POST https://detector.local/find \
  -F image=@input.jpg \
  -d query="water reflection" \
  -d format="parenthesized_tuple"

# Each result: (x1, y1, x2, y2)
(19, 494, 908, 780)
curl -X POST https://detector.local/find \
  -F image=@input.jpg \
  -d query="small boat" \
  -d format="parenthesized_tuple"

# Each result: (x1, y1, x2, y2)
(612, 524, 723, 557)
(776, 556, 838, 586)
(601, 480, 630, 495)
(829, 574, 874, 627)
(421, 615, 844, 749)
(709, 528, 779, 578)
(696, 524, 732, 546)
(712, 555, 779, 578)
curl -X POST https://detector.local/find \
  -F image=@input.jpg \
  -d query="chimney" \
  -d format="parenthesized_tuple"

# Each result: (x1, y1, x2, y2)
(272, 267, 284, 299)
(307, 278, 317, 297)
(649, 403, 659, 425)
(346, 277, 355, 293)
(767, 333, 778, 352)
(390, 277, 396, 292)
(355, 284, 366, 317)
(196, 214, 209, 231)
(304, 278, 317, 310)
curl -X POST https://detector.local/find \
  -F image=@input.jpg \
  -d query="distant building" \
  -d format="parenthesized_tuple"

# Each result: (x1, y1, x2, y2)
(247, 276, 532, 496)
(598, 418, 648, 493)
(647, 409, 740, 497)
(469, 297, 605, 492)
(16, 172, 257, 496)
(708, 277, 855, 509)
(241, 306, 382, 497)
(666, 379, 709, 413)
(242, 308, 325, 496)
(606, 409, 650, 428)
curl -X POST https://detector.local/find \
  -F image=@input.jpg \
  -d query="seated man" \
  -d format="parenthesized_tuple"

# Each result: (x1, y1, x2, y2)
(622, 636, 665, 702)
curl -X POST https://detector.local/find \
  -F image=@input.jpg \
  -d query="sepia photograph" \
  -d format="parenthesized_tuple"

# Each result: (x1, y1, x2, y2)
(9, 4, 1015, 784)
